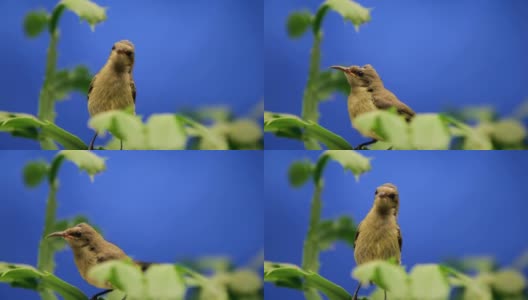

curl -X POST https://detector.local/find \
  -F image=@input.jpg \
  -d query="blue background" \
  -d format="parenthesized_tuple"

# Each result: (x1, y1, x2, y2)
(0, 0, 262, 149)
(265, 0, 528, 149)
(0, 151, 263, 299)
(264, 151, 528, 299)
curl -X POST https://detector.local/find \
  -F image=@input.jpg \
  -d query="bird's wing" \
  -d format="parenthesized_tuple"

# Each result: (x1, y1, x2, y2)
(372, 90, 415, 121)
(397, 226, 402, 252)
(96, 252, 119, 264)
(354, 223, 361, 249)
(130, 78, 136, 104)
(87, 75, 96, 101)
(96, 244, 126, 263)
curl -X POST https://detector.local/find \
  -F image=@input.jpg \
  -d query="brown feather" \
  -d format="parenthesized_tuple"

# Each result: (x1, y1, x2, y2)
(87, 75, 96, 102)
(371, 89, 415, 121)
(130, 78, 136, 104)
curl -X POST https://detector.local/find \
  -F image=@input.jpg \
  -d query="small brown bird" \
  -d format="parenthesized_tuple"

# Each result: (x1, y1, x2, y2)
(331, 65, 415, 149)
(47, 223, 149, 300)
(88, 40, 136, 150)
(353, 183, 402, 300)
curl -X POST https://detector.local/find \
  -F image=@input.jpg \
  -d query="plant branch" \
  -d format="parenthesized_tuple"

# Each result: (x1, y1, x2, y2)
(37, 28, 59, 149)
(302, 180, 323, 273)
(37, 179, 59, 300)
(302, 33, 323, 150)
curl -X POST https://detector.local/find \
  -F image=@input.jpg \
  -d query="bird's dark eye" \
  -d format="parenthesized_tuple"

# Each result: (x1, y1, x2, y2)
(112, 45, 116, 51)
(357, 71, 364, 77)
(375, 190, 378, 195)
(71, 232, 82, 238)
(125, 50, 133, 57)
(388, 194, 396, 200)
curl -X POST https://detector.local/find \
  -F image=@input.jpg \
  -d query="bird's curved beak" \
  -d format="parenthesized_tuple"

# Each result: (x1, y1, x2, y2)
(330, 65, 348, 72)
(46, 231, 66, 239)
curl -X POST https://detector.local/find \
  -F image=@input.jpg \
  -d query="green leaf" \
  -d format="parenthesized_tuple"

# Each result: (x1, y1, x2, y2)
(52, 150, 106, 182)
(352, 260, 408, 298)
(317, 216, 356, 250)
(57, 0, 107, 31)
(41, 122, 87, 149)
(196, 106, 233, 122)
(89, 111, 246, 150)
(198, 278, 229, 300)
(287, 11, 313, 38)
(369, 288, 388, 300)
(0, 112, 88, 149)
(88, 110, 145, 149)
(288, 160, 314, 187)
(264, 262, 351, 300)
(24, 10, 50, 37)
(264, 112, 353, 149)
(440, 265, 492, 300)
(490, 119, 527, 146)
(145, 114, 187, 149)
(145, 265, 185, 300)
(88, 260, 145, 298)
(264, 262, 305, 289)
(319, 150, 371, 181)
(304, 121, 353, 149)
(365, 141, 393, 150)
(90, 111, 196, 150)
(0, 262, 88, 300)
(409, 264, 449, 300)
(315, 0, 371, 33)
(105, 290, 127, 300)
(445, 256, 497, 273)
(23, 160, 50, 187)
(410, 114, 450, 149)
(188, 256, 233, 273)
(227, 269, 263, 295)
(442, 115, 493, 150)
(0, 116, 45, 142)
(178, 115, 229, 150)
(452, 106, 497, 123)
(263, 112, 301, 129)
(227, 118, 263, 145)
(52, 66, 92, 100)
(353, 110, 410, 149)
(264, 112, 305, 139)
(490, 269, 526, 295)
(462, 275, 493, 300)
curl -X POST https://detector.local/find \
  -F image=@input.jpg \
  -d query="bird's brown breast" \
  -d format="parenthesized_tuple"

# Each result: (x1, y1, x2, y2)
(354, 216, 401, 265)
(348, 88, 381, 140)
(88, 70, 135, 117)
(347, 87, 378, 120)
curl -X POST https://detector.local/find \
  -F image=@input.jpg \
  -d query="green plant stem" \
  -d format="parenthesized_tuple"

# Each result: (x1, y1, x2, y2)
(302, 181, 323, 272)
(302, 181, 324, 300)
(302, 33, 323, 150)
(38, 30, 59, 149)
(37, 179, 59, 300)
(300, 152, 334, 300)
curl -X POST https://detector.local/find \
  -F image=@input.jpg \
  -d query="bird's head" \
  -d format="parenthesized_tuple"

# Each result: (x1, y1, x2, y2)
(47, 223, 102, 249)
(373, 183, 399, 216)
(108, 40, 135, 73)
(330, 64, 382, 88)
